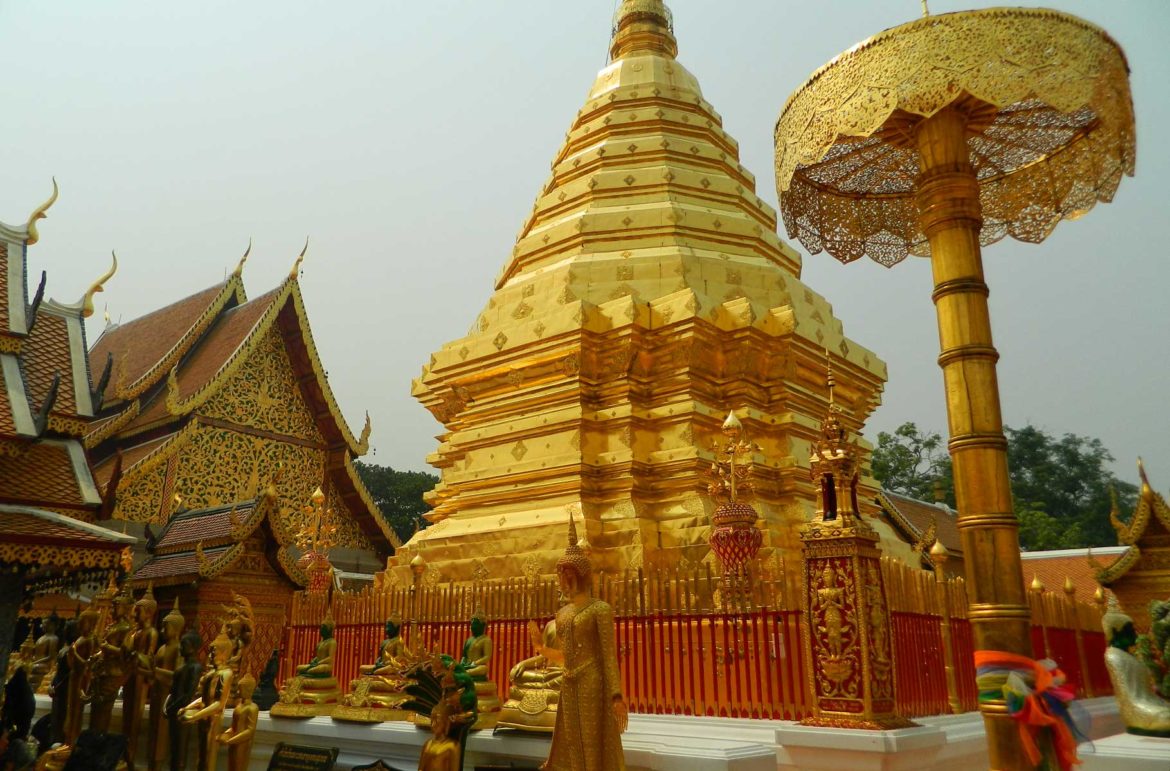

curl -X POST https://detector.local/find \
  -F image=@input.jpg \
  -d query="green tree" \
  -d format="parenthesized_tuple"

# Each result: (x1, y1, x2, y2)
(354, 461, 438, 545)
(870, 422, 953, 505)
(870, 422, 1137, 550)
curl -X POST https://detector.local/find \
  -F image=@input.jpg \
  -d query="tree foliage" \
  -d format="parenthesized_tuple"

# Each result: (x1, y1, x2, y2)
(871, 422, 1137, 550)
(354, 461, 438, 545)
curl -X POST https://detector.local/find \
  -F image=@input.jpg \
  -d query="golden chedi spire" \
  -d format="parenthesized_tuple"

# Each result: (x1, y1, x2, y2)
(400, 1, 888, 586)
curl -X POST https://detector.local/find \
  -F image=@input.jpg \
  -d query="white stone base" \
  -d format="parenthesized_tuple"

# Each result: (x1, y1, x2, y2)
(1078, 732, 1170, 771)
(33, 695, 1124, 771)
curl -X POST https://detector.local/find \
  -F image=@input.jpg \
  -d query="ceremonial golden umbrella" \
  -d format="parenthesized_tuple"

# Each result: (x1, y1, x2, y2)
(775, 8, 1134, 767)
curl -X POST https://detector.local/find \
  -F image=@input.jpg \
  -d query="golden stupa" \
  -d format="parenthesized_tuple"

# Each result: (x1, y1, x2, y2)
(392, 0, 898, 584)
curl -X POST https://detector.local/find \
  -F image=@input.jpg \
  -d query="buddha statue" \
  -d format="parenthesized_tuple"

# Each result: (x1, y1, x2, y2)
(334, 614, 413, 723)
(417, 700, 465, 771)
(459, 606, 500, 730)
(149, 600, 186, 771)
(219, 674, 258, 771)
(6, 629, 35, 682)
(87, 589, 134, 733)
(62, 608, 99, 746)
(270, 611, 340, 717)
(1103, 601, 1170, 736)
(48, 617, 78, 745)
(534, 510, 628, 771)
(498, 619, 561, 733)
(125, 586, 160, 770)
(166, 631, 203, 771)
(222, 594, 255, 681)
(29, 614, 61, 692)
(180, 630, 235, 771)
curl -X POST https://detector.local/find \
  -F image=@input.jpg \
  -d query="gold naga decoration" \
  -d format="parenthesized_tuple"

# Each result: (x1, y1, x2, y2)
(706, 411, 763, 604)
(232, 239, 252, 279)
(81, 251, 118, 319)
(288, 237, 309, 281)
(25, 177, 58, 246)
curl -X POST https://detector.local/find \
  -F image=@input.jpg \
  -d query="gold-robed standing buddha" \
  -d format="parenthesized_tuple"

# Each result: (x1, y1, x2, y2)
(1102, 600, 1170, 736)
(270, 612, 340, 717)
(29, 614, 61, 692)
(499, 620, 561, 733)
(532, 512, 627, 771)
(181, 631, 235, 771)
(149, 600, 186, 771)
(87, 589, 135, 734)
(333, 615, 414, 723)
(460, 607, 501, 730)
(62, 608, 99, 745)
(125, 587, 160, 770)
(219, 674, 259, 771)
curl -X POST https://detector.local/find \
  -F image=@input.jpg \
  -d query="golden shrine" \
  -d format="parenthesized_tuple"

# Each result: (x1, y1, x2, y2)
(84, 252, 397, 673)
(0, 183, 134, 673)
(395, 0, 896, 586)
(1095, 461, 1170, 631)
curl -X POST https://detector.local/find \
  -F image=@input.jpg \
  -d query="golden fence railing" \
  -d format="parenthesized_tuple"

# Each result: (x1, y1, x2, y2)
(279, 557, 1109, 721)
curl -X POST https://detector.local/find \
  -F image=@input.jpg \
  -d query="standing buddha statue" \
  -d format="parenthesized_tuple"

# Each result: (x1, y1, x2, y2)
(219, 674, 259, 771)
(532, 510, 628, 770)
(270, 611, 339, 717)
(459, 606, 500, 730)
(166, 631, 203, 771)
(29, 613, 61, 692)
(48, 617, 78, 745)
(149, 600, 185, 771)
(498, 619, 561, 733)
(62, 608, 99, 745)
(1103, 599, 1170, 736)
(125, 586, 160, 769)
(87, 589, 134, 733)
(180, 631, 234, 771)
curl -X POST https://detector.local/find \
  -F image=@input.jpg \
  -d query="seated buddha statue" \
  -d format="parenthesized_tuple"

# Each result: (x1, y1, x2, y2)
(333, 615, 413, 723)
(498, 619, 561, 733)
(459, 606, 500, 730)
(1103, 600, 1170, 736)
(271, 612, 340, 718)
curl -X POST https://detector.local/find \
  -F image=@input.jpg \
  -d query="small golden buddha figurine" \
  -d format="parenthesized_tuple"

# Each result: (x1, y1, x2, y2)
(181, 631, 235, 771)
(535, 511, 627, 771)
(222, 594, 255, 679)
(30, 614, 61, 692)
(270, 611, 340, 718)
(333, 614, 412, 723)
(458, 606, 500, 730)
(87, 589, 135, 733)
(219, 674, 259, 771)
(418, 700, 469, 771)
(149, 600, 186, 771)
(1103, 600, 1170, 736)
(6, 629, 35, 681)
(498, 619, 561, 733)
(125, 587, 160, 770)
(62, 608, 99, 745)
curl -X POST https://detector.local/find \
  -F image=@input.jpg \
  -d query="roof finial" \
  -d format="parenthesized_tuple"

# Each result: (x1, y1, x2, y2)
(289, 237, 309, 281)
(82, 251, 118, 318)
(25, 177, 58, 246)
(921, 0, 930, 17)
(610, 0, 677, 61)
(232, 239, 252, 278)
(825, 348, 836, 412)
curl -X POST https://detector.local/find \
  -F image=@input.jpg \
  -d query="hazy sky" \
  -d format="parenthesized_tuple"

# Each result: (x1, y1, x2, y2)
(1, 1, 1165, 486)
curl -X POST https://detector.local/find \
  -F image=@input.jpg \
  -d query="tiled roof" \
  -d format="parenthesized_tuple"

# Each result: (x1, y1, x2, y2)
(0, 441, 88, 509)
(1020, 547, 1124, 604)
(122, 290, 280, 432)
(0, 241, 11, 334)
(89, 283, 228, 393)
(878, 491, 963, 556)
(132, 545, 234, 582)
(92, 433, 174, 489)
(0, 504, 134, 547)
(155, 500, 259, 552)
(22, 312, 78, 417)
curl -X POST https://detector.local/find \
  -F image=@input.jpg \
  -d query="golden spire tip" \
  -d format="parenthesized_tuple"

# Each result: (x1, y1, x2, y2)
(232, 238, 252, 278)
(289, 236, 309, 280)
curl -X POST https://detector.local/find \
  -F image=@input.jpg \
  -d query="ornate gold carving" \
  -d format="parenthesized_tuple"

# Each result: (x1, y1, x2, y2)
(775, 8, 1135, 266)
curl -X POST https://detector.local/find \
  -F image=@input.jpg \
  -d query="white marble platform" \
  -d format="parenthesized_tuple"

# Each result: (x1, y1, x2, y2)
(1078, 732, 1170, 770)
(34, 695, 1125, 771)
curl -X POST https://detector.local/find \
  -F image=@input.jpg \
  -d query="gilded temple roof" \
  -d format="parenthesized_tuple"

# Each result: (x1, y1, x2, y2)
(877, 491, 963, 562)
(131, 493, 308, 587)
(1095, 462, 1170, 586)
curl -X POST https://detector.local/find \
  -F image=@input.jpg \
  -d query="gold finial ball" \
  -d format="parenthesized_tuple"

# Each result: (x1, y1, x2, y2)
(311, 486, 326, 505)
(1063, 576, 1076, 596)
(1094, 585, 1107, 605)
(928, 539, 949, 564)
(1030, 574, 1045, 593)
(410, 552, 427, 578)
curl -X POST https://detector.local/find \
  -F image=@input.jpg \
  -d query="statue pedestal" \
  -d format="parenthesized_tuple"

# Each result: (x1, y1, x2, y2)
(1078, 733, 1170, 770)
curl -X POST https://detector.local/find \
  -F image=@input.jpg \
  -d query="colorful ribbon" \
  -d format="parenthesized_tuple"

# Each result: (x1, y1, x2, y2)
(974, 650, 1088, 770)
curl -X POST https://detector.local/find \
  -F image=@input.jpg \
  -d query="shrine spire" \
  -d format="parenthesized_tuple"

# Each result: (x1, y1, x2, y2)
(610, 0, 677, 61)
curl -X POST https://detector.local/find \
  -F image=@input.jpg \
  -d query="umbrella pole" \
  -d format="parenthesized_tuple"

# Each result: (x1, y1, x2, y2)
(915, 107, 1032, 770)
